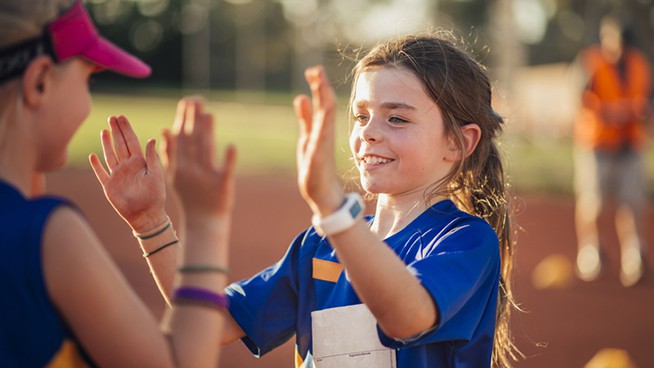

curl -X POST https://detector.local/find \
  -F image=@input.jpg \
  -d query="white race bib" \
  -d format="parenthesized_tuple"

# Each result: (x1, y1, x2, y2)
(311, 304, 397, 368)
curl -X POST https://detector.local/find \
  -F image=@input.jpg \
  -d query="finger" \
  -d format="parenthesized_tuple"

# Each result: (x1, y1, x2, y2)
(172, 99, 187, 134)
(100, 128, 119, 171)
(306, 66, 336, 129)
(293, 94, 312, 136)
(144, 139, 162, 177)
(198, 112, 215, 168)
(109, 116, 131, 161)
(116, 115, 145, 159)
(184, 98, 199, 136)
(221, 144, 238, 207)
(179, 99, 203, 164)
(305, 66, 326, 118)
(223, 144, 238, 181)
(293, 94, 312, 155)
(306, 66, 337, 145)
(160, 129, 176, 172)
(89, 153, 110, 186)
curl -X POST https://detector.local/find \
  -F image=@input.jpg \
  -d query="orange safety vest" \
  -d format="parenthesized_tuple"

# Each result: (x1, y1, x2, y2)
(574, 45, 651, 151)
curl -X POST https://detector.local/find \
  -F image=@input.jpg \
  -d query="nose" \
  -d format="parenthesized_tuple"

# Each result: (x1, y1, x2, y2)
(359, 116, 383, 143)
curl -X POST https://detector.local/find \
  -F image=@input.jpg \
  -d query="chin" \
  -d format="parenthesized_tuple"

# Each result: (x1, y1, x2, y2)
(39, 154, 68, 172)
(360, 180, 382, 195)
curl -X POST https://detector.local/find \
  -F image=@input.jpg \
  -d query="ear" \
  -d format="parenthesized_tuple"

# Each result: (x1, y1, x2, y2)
(444, 123, 481, 161)
(22, 56, 54, 108)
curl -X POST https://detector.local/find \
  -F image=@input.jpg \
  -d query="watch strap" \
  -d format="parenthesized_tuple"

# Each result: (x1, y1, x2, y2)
(311, 193, 364, 236)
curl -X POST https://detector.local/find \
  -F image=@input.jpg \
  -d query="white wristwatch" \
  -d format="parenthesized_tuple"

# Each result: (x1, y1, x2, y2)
(311, 193, 365, 236)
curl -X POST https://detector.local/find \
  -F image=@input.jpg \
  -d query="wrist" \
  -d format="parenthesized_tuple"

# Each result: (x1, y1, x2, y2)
(311, 193, 364, 236)
(130, 210, 170, 235)
(309, 190, 346, 218)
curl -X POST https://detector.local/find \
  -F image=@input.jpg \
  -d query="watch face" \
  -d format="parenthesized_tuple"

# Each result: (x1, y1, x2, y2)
(348, 200, 362, 218)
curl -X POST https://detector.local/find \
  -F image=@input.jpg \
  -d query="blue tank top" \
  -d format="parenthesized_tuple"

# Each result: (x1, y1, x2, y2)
(0, 179, 94, 367)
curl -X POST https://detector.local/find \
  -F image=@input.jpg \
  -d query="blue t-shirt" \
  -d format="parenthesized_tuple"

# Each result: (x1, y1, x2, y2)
(0, 180, 94, 367)
(227, 199, 500, 368)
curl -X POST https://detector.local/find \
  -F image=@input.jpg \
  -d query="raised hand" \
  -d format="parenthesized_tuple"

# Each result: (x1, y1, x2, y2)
(293, 66, 344, 216)
(161, 97, 237, 223)
(89, 116, 168, 233)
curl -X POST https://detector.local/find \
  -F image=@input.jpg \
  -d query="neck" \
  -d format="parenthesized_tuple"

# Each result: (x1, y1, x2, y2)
(370, 193, 448, 239)
(0, 116, 36, 197)
(0, 160, 33, 197)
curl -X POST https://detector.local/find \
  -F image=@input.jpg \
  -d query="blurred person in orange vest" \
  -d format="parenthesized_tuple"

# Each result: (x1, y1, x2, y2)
(573, 14, 651, 287)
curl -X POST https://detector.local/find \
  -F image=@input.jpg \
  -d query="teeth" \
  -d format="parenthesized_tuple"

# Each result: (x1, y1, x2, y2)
(361, 155, 392, 165)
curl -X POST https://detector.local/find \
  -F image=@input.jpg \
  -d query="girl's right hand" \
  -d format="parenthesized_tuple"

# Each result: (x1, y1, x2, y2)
(161, 97, 237, 223)
(89, 116, 169, 234)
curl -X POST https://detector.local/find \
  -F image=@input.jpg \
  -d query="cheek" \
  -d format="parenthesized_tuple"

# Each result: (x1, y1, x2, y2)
(69, 93, 92, 133)
(349, 129, 360, 156)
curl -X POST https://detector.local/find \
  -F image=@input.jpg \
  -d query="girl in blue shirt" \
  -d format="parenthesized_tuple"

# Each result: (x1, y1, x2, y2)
(98, 32, 520, 367)
(0, 1, 235, 366)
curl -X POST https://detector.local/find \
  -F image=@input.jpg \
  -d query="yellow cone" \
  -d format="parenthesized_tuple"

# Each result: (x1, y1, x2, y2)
(531, 254, 573, 289)
(584, 348, 637, 368)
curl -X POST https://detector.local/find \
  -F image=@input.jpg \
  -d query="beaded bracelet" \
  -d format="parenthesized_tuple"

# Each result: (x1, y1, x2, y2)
(172, 286, 229, 310)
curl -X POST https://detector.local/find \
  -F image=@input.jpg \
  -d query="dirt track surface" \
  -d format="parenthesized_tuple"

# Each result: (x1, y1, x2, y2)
(45, 169, 654, 368)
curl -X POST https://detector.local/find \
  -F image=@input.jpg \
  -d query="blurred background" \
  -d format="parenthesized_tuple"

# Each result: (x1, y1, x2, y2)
(64, 0, 654, 367)
(79, 0, 654, 193)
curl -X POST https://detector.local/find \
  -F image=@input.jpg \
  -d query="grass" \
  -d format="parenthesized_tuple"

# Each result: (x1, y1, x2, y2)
(70, 92, 654, 196)
(73, 92, 351, 176)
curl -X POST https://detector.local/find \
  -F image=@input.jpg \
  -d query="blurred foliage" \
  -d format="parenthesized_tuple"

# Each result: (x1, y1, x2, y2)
(77, 0, 654, 196)
(85, 0, 654, 93)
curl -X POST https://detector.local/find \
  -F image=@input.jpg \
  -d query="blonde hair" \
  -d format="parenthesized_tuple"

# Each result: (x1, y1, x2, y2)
(0, 0, 73, 144)
(0, 0, 73, 49)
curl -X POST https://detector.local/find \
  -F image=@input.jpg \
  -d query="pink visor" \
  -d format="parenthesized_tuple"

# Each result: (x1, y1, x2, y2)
(49, 0, 151, 78)
(0, 0, 150, 82)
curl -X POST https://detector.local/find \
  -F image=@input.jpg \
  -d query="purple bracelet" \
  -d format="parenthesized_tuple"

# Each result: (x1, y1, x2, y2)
(172, 286, 229, 310)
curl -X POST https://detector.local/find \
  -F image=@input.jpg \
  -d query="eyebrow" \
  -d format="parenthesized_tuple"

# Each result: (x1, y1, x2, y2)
(354, 101, 417, 111)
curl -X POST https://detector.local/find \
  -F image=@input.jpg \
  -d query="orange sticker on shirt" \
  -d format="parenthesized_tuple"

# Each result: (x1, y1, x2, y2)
(312, 258, 343, 283)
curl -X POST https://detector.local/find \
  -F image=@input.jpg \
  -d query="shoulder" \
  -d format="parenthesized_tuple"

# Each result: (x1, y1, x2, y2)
(576, 45, 603, 70)
(418, 202, 499, 254)
(626, 48, 650, 67)
(42, 205, 97, 256)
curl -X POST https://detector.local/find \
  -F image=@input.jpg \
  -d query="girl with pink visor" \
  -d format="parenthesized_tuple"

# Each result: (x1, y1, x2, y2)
(0, 0, 235, 366)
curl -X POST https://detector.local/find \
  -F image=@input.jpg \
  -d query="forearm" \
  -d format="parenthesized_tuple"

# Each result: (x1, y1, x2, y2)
(135, 218, 181, 305)
(164, 217, 231, 367)
(328, 221, 437, 339)
(158, 215, 245, 345)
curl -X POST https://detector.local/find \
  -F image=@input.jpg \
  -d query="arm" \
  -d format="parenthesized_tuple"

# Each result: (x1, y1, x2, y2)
(47, 98, 243, 367)
(160, 97, 246, 346)
(43, 207, 176, 367)
(89, 102, 245, 344)
(89, 116, 176, 301)
(43, 178, 229, 367)
(293, 67, 436, 339)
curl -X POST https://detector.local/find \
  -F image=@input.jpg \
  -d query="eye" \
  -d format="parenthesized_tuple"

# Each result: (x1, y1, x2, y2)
(389, 116, 408, 124)
(354, 114, 369, 124)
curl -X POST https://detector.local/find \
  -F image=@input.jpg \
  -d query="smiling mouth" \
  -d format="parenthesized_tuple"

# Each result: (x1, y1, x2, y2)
(358, 155, 394, 165)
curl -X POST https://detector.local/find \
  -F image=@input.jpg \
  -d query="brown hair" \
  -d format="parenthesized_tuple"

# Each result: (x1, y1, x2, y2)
(350, 32, 520, 367)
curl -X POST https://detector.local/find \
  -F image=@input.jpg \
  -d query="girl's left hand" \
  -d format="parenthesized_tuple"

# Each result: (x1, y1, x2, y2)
(161, 97, 237, 223)
(293, 66, 344, 216)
